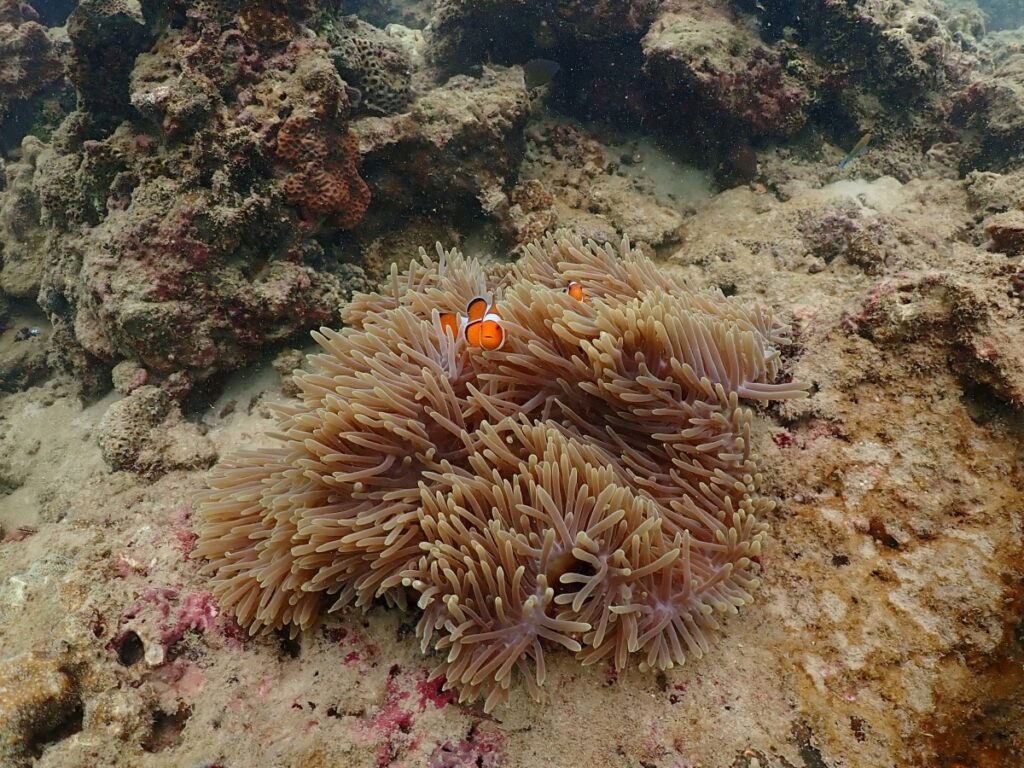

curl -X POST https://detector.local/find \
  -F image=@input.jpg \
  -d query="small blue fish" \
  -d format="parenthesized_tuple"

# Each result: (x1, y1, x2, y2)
(838, 132, 873, 169)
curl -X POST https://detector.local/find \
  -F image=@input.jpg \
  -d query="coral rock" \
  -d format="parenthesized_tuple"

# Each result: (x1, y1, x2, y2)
(67, 0, 153, 127)
(354, 65, 529, 216)
(110, 360, 148, 395)
(0, 1, 62, 130)
(643, 7, 809, 138)
(0, 137, 47, 298)
(97, 385, 216, 478)
(984, 209, 1024, 256)
(0, 323, 49, 393)
(6, 15, 372, 384)
(0, 652, 82, 768)
(551, 0, 657, 42)
(428, 0, 657, 74)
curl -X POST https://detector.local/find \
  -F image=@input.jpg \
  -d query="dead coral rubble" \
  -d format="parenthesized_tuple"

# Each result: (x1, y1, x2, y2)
(196, 232, 806, 711)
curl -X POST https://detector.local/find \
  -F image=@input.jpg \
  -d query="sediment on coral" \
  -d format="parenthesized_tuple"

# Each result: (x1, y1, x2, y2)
(195, 231, 806, 711)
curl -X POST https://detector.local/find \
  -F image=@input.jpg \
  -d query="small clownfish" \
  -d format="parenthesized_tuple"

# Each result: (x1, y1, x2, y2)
(439, 296, 506, 351)
(465, 312, 506, 351)
(563, 281, 587, 302)
(464, 295, 506, 351)
(466, 296, 490, 323)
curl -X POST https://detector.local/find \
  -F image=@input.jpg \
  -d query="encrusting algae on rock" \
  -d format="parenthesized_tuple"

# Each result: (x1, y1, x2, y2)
(194, 231, 808, 711)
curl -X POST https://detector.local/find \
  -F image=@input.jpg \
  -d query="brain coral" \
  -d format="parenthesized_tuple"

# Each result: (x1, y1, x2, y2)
(323, 15, 413, 116)
(196, 232, 806, 711)
(276, 112, 370, 229)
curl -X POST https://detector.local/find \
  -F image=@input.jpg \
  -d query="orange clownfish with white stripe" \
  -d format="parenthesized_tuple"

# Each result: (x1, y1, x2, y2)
(563, 280, 587, 303)
(439, 295, 507, 351)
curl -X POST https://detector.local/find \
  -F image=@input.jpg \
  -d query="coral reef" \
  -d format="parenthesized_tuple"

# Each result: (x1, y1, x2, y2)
(196, 232, 806, 710)
(0, 5, 373, 389)
(66, 0, 153, 129)
(514, 121, 692, 249)
(948, 44, 1024, 171)
(643, 5, 812, 139)
(0, 137, 46, 298)
(428, 0, 658, 75)
(984, 207, 1024, 256)
(0, 321, 49, 392)
(0, 0, 553, 395)
(423, 0, 1011, 180)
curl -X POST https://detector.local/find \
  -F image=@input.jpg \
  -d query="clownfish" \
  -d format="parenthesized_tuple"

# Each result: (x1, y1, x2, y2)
(466, 296, 489, 323)
(563, 281, 587, 302)
(465, 311, 505, 351)
(439, 296, 507, 351)
(463, 295, 505, 351)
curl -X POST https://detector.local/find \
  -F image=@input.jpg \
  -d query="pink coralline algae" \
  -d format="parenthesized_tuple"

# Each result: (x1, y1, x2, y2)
(115, 588, 244, 666)
(429, 731, 505, 768)
(357, 666, 466, 768)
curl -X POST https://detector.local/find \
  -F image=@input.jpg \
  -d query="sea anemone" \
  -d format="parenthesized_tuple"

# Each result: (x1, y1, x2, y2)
(195, 231, 806, 710)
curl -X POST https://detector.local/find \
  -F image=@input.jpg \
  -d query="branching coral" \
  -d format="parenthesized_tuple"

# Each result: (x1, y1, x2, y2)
(196, 231, 806, 711)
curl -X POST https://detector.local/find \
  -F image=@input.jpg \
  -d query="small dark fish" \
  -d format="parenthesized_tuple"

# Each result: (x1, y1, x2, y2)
(523, 58, 561, 89)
